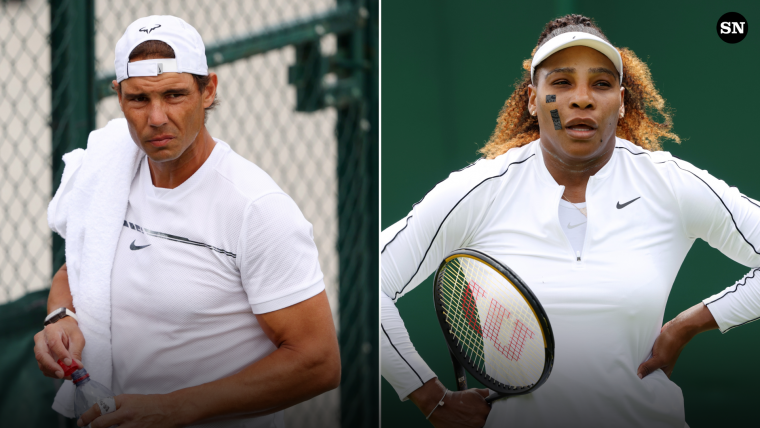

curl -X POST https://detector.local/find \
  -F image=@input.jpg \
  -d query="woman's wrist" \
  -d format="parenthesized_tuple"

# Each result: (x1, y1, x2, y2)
(669, 303, 718, 343)
(408, 378, 447, 417)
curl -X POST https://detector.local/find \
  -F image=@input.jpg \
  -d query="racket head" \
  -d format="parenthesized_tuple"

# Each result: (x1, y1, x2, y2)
(433, 248, 554, 396)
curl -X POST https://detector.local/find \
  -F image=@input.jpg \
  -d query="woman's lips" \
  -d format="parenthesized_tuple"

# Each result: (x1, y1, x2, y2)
(564, 126, 597, 140)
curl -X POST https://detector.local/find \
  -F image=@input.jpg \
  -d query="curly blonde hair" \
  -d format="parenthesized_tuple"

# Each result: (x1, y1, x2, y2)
(480, 14, 680, 159)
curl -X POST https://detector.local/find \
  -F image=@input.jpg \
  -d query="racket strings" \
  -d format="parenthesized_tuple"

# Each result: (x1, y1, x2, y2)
(439, 267, 487, 369)
(438, 257, 545, 387)
(466, 258, 544, 379)
(438, 263, 489, 372)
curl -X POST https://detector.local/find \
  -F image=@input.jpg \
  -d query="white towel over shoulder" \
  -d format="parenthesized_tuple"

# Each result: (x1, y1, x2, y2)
(48, 118, 143, 417)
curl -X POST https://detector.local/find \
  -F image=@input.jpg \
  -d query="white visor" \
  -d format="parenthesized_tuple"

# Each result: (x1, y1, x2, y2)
(126, 58, 179, 78)
(530, 32, 623, 84)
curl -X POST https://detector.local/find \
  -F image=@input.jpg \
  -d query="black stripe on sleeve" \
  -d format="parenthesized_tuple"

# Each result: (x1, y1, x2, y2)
(619, 146, 760, 334)
(616, 146, 760, 255)
(722, 316, 760, 333)
(381, 161, 481, 255)
(381, 323, 424, 386)
(705, 268, 760, 305)
(381, 216, 413, 255)
(741, 195, 760, 210)
(390, 154, 535, 301)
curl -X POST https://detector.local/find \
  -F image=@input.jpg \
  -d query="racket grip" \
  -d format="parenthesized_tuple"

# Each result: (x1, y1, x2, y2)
(484, 391, 505, 404)
(449, 351, 468, 391)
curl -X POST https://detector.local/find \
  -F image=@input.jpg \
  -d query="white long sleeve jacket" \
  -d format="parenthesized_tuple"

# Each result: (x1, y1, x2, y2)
(381, 138, 760, 428)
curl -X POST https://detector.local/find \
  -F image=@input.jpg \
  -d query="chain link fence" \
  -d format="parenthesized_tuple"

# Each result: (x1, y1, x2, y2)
(0, 0, 377, 427)
(0, 0, 53, 306)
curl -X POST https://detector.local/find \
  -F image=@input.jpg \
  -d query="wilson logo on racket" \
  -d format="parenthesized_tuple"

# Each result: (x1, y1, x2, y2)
(464, 281, 535, 361)
(434, 249, 555, 402)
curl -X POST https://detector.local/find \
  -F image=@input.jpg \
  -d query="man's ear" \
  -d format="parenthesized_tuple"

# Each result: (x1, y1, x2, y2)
(203, 73, 218, 108)
(113, 80, 124, 112)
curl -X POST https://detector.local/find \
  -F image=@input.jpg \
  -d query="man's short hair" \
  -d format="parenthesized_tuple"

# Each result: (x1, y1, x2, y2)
(119, 40, 219, 120)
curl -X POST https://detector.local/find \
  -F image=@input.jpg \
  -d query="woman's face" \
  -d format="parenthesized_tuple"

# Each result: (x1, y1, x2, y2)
(528, 46, 625, 168)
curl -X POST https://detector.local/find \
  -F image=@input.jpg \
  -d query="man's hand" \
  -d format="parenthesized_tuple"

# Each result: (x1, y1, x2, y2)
(33, 316, 84, 379)
(637, 302, 718, 379)
(410, 378, 491, 428)
(78, 394, 181, 428)
(35, 262, 83, 379)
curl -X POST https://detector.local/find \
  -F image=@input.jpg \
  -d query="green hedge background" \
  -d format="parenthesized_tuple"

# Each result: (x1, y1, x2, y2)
(381, 1, 760, 426)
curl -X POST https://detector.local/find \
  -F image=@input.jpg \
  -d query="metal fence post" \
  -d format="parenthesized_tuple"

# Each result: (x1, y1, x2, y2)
(337, 0, 378, 426)
(50, 0, 97, 273)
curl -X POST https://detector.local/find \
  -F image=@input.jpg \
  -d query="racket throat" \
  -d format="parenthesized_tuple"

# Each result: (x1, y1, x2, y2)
(449, 351, 468, 391)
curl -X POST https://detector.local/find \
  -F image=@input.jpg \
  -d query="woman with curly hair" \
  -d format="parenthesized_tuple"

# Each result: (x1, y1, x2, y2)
(381, 14, 760, 428)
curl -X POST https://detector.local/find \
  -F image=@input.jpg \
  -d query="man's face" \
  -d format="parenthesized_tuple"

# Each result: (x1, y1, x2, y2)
(529, 46, 625, 165)
(116, 72, 214, 163)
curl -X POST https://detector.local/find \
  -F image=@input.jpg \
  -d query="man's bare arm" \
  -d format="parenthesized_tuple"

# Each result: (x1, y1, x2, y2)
(47, 263, 74, 313)
(176, 290, 340, 423)
(34, 263, 86, 379)
(80, 290, 340, 427)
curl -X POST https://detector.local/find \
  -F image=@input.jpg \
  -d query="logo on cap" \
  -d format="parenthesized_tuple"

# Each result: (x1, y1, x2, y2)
(717, 12, 748, 44)
(139, 24, 161, 34)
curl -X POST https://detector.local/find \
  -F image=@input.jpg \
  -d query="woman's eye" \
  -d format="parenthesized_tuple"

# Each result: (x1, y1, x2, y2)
(552, 80, 569, 85)
(594, 81, 611, 87)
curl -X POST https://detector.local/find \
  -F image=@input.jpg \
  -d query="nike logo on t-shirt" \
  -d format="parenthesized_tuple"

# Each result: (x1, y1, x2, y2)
(130, 240, 151, 250)
(616, 197, 641, 209)
(567, 222, 586, 229)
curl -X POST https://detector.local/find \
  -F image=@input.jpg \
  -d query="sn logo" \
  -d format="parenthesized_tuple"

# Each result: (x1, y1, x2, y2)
(717, 12, 748, 44)
(720, 21, 745, 34)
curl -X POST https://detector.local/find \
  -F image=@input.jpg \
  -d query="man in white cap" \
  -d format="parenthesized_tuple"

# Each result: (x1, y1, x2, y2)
(33, 15, 340, 427)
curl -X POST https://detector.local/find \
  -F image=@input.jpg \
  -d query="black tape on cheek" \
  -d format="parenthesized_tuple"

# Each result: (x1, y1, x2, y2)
(550, 109, 562, 130)
(546, 95, 556, 103)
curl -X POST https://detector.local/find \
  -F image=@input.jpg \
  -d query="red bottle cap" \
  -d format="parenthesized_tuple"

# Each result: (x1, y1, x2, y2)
(57, 359, 79, 377)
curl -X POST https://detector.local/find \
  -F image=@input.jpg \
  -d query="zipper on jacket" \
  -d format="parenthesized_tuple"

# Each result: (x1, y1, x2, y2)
(576, 251, 581, 262)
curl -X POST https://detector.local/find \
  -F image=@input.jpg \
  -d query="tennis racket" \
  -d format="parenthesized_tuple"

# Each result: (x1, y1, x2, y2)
(433, 248, 554, 403)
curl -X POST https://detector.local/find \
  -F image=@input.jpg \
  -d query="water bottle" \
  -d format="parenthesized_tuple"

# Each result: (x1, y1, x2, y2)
(59, 361, 117, 426)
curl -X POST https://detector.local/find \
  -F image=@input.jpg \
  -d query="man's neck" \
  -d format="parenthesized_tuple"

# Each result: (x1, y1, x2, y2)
(540, 138, 615, 203)
(148, 128, 216, 189)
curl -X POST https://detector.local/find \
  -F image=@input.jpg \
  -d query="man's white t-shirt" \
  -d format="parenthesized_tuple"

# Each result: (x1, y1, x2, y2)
(110, 140, 325, 427)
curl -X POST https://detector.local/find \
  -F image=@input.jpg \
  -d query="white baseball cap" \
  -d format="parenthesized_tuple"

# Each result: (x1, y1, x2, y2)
(530, 32, 623, 85)
(114, 15, 208, 83)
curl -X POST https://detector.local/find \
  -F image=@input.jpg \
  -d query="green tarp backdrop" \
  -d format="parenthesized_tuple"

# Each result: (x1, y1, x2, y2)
(0, 290, 66, 427)
(0, 0, 377, 427)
